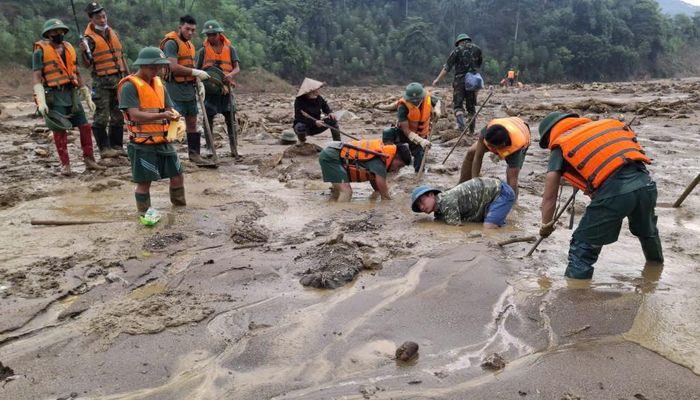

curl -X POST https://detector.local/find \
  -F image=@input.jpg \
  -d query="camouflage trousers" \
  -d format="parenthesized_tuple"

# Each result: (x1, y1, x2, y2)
(452, 78, 477, 133)
(92, 84, 123, 128)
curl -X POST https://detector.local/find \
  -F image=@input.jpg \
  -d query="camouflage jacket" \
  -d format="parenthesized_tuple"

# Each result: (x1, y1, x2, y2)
(435, 177, 502, 225)
(443, 42, 483, 78)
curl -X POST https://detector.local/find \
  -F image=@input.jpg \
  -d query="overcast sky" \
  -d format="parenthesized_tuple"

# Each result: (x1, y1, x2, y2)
(682, 0, 700, 5)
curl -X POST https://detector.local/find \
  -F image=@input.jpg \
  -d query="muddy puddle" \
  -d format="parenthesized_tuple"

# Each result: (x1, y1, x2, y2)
(1, 79, 699, 399)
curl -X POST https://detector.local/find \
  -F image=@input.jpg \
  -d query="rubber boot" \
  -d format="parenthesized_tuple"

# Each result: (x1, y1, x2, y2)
(225, 113, 238, 156)
(109, 124, 127, 156)
(135, 192, 150, 213)
(459, 147, 475, 183)
(170, 186, 186, 206)
(325, 118, 341, 141)
(467, 112, 476, 135)
(92, 126, 117, 158)
(79, 125, 107, 171)
(330, 183, 341, 200)
(565, 238, 603, 280)
(455, 112, 466, 131)
(53, 130, 71, 174)
(187, 132, 209, 165)
(640, 236, 664, 263)
(412, 147, 424, 173)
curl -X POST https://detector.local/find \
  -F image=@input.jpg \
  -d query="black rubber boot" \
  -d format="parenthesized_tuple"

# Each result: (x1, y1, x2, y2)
(109, 125, 126, 156)
(224, 113, 238, 156)
(93, 126, 116, 158)
(640, 236, 664, 263)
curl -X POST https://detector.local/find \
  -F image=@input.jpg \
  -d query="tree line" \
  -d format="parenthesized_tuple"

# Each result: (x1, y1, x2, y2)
(1, 0, 699, 85)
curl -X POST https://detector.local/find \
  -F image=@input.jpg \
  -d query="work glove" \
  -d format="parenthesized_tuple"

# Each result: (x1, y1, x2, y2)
(539, 221, 556, 238)
(79, 86, 96, 113)
(33, 83, 49, 116)
(418, 137, 432, 149)
(190, 68, 210, 81)
(196, 78, 206, 101)
(167, 119, 186, 143)
(406, 131, 431, 149)
(432, 100, 442, 120)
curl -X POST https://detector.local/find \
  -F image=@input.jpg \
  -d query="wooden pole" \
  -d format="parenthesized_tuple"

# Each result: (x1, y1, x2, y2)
(526, 188, 578, 257)
(497, 235, 536, 247)
(197, 90, 218, 162)
(31, 219, 117, 226)
(673, 173, 700, 208)
(301, 110, 359, 140)
(442, 91, 493, 164)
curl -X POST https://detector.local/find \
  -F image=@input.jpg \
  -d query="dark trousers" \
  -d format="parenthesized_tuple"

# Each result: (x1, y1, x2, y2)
(452, 78, 477, 133)
(382, 126, 422, 172)
(293, 118, 340, 142)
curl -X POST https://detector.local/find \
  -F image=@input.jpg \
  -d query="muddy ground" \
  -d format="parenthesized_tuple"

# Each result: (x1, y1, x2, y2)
(0, 76, 699, 400)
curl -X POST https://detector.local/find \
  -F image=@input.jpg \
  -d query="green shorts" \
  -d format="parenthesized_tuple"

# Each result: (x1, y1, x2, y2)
(127, 142, 183, 183)
(172, 99, 198, 117)
(319, 148, 349, 183)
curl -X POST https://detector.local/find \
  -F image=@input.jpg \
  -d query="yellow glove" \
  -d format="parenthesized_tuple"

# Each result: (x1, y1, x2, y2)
(33, 83, 49, 115)
(167, 119, 186, 143)
(79, 86, 96, 114)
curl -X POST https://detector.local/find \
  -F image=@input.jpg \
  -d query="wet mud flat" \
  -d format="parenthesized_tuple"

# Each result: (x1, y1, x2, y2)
(0, 79, 699, 399)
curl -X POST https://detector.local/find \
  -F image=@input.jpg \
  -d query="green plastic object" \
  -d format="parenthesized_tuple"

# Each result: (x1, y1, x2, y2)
(139, 208, 161, 226)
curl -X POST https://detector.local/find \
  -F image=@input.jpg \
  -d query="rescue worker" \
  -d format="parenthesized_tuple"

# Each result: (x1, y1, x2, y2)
(459, 117, 530, 198)
(80, 2, 129, 159)
(538, 112, 664, 279)
(117, 47, 185, 213)
(382, 82, 441, 172)
(160, 15, 212, 165)
(411, 177, 515, 228)
(432, 34, 483, 133)
(32, 18, 105, 176)
(293, 78, 340, 143)
(507, 69, 517, 86)
(195, 20, 240, 157)
(318, 139, 412, 202)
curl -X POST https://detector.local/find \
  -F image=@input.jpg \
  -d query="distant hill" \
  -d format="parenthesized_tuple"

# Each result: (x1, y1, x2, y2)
(657, 0, 700, 15)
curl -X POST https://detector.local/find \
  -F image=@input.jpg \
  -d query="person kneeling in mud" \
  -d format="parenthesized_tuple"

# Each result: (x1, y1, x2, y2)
(411, 177, 515, 228)
(293, 77, 340, 143)
(319, 138, 412, 201)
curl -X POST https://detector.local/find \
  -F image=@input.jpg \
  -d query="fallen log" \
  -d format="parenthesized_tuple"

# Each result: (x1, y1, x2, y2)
(31, 219, 118, 226)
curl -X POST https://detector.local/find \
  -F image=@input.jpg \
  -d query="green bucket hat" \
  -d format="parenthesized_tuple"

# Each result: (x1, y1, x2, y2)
(201, 20, 225, 34)
(133, 47, 170, 66)
(455, 33, 471, 46)
(280, 130, 298, 144)
(44, 110, 73, 131)
(404, 82, 426, 104)
(538, 111, 578, 149)
(203, 66, 227, 96)
(42, 19, 70, 39)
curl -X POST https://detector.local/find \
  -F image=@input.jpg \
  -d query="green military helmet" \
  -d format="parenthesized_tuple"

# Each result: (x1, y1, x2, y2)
(201, 20, 225, 34)
(455, 33, 471, 46)
(44, 110, 73, 131)
(404, 82, 426, 104)
(280, 130, 298, 145)
(538, 111, 578, 149)
(133, 47, 170, 66)
(84, 2, 104, 16)
(42, 19, 70, 39)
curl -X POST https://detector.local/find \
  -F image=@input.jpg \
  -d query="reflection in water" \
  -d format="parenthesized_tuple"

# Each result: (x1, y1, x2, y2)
(565, 277, 592, 290)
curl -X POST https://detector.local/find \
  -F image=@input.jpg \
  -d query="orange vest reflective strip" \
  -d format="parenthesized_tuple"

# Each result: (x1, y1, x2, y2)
(84, 24, 127, 77)
(397, 92, 432, 137)
(117, 75, 170, 144)
(159, 32, 195, 83)
(485, 117, 531, 159)
(35, 41, 79, 88)
(507, 70, 515, 79)
(339, 139, 396, 183)
(550, 119, 651, 194)
(202, 35, 234, 73)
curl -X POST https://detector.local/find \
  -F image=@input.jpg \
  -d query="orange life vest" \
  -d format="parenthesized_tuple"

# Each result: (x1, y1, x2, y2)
(339, 139, 397, 183)
(507, 70, 515, 79)
(549, 118, 651, 194)
(397, 92, 432, 137)
(117, 75, 170, 144)
(202, 34, 234, 73)
(34, 40, 79, 88)
(84, 24, 127, 77)
(159, 31, 195, 83)
(484, 117, 531, 159)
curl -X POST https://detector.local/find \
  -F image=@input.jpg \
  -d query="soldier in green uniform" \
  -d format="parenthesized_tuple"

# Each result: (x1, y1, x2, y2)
(411, 177, 515, 228)
(32, 18, 105, 176)
(195, 20, 240, 156)
(432, 34, 483, 134)
(79, 2, 129, 159)
(118, 47, 185, 213)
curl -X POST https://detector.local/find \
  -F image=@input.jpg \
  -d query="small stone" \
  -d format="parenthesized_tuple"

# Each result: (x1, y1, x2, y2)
(481, 353, 506, 370)
(395, 341, 419, 362)
(34, 147, 49, 157)
(467, 231, 483, 238)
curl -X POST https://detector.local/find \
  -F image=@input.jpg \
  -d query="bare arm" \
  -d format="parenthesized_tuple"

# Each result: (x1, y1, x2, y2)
(226, 61, 240, 80)
(373, 176, 391, 200)
(432, 68, 448, 86)
(506, 167, 520, 199)
(32, 70, 43, 85)
(541, 171, 562, 224)
(167, 57, 195, 76)
(471, 140, 487, 178)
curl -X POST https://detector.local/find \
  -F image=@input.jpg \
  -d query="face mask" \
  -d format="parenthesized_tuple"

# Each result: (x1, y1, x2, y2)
(51, 34, 64, 44)
(94, 24, 108, 31)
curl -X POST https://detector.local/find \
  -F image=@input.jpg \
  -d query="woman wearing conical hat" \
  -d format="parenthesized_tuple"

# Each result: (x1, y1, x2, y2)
(293, 78, 340, 143)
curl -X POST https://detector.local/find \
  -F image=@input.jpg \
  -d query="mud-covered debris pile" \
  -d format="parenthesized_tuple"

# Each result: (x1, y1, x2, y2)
(339, 212, 382, 233)
(230, 201, 270, 244)
(481, 352, 506, 371)
(0, 256, 76, 298)
(0, 361, 15, 381)
(143, 232, 186, 251)
(283, 142, 322, 158)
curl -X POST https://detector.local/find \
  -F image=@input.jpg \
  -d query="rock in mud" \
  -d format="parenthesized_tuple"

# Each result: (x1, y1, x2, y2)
(283, 142, 322, 157)
(296, 238, 365, 289)
(481, 352, 506, 370)
(0, 361, 15, 381)
(143, 232, 186, 251)
(395, 341, 419, 362)
(359, 384, 382, 399)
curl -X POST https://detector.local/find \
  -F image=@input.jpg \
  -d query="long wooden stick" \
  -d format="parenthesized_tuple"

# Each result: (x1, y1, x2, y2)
(673, 173, 700, 208)
(442, 91, 493, 165)
(31, 219, 117, 226)
(497, 235, 536, 247)
(416, 123, 436, 181)
(301, 110, 359, 140)
(526, 188, 578, 257)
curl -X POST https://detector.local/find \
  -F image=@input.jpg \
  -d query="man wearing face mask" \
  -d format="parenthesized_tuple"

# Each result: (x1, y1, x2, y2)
(160, 15, 212, 166)
(432, 34, 483, 134)
(80, 2, 129, 160)
(33, 18, 105, 176)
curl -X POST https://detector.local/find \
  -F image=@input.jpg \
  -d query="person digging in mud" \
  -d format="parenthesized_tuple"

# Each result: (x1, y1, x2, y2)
(432, 33, 482, 133)
(117, 47, 186, 213)
(79, 2, 129, 161)
(293, 77, 340, 143)
(160, 15, 214, 166)
(32, 18, 106, 176)
(195, 20, 240, 157)
(319, 139, 412, 201)
(538, 112, 664, 280)
(459, 117, 531, 198)
(411, 177, 515, 228)
(382, 82, 442, 172)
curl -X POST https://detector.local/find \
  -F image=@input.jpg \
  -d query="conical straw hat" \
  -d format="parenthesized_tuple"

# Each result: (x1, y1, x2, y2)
(296, 78, 325, 97)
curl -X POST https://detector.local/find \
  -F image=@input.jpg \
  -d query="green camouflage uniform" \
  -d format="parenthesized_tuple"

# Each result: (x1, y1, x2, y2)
(443, 42, 482, 133)
(435, 177, 501, 225)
